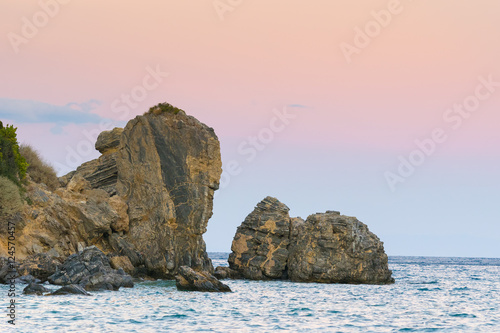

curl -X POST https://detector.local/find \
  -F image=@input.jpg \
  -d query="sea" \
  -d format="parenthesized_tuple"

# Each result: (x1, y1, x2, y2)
(2, 253, 499, 332)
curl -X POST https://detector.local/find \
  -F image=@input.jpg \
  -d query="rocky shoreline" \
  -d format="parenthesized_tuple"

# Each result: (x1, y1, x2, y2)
(1, 103, 393, 294)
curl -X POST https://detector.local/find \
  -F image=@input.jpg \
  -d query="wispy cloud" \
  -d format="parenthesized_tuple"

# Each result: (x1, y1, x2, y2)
(0, 98, 103, 125)
(287, 104, 308, 108)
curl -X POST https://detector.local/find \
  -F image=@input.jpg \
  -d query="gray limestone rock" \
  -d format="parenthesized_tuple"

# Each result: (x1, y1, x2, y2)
(48, 246, 134, 291)
(176, 266, 231, 292)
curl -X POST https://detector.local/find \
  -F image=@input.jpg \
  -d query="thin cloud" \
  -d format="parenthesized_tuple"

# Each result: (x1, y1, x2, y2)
(0, 98, 103, 125)
(287, 104, 308, 108)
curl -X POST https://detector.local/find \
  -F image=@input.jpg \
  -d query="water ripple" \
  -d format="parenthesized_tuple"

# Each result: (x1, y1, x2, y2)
(1, 255, 499, 332)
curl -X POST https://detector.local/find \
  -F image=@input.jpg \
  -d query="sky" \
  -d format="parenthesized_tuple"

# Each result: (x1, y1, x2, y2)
(1, 0, 499, 258)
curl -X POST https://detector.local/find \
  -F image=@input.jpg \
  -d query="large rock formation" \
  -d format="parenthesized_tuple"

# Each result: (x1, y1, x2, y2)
(228, 197, 291, 280)
(224, 197, 394, 285)
(0, 104, 222, 280)
(288, 212, 394, 284)
(114, 108, 221, 277)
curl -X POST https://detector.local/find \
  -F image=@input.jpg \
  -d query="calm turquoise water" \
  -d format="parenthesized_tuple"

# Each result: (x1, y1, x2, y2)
(2, 254, 499, 332)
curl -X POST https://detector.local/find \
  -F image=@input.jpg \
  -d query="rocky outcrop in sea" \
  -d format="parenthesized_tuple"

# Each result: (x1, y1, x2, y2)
(48, 246, 134, 291)
(175, 266, 232, 292)
(0, 104, 393, 289)
(224, 197, 394, 285)
(1, 104, 222, 281)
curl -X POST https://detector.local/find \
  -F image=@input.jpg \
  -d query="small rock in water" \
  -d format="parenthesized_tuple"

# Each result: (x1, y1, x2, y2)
(176, 266, 231, 292)
(214, 266, 242, 280)
(49, 284, 91, 296)
(23, 283, 50, 295)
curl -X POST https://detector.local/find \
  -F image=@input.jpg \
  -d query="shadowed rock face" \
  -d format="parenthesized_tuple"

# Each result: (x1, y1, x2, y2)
(1, 107, 222, 281)
(17, 253, 61, 283)
(115, 112, 222, 278)
(225, 197, 394, 285)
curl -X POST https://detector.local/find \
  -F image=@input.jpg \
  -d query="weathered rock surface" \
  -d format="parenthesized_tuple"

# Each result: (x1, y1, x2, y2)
(176, 266, 231, 292)
(49, 284, 91, 296)
(48, 246, 134, 291)
(72, 153, 119, 196)
(288, 212, 394, 284)
(213, 266, 242, 280)
(15, 275, 41, 284)
(0, 179, 130, 261)
(109, 256, 135, 275)
(223, 197, 394, 285)
(0, 258, 16, 284)
(95, 127, 123, 154)
(114, 110, 221, 278)
(0, 105, 222, 281)
(17, 253, 61, 283)
(228, 197, 291, 280)
(23, 283, 50, 295)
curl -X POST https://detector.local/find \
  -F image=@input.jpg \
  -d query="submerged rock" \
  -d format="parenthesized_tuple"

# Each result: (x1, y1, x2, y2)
(48, 246, 134, 291)
(223, 197, 394, 285)
(49, 284, 91, 296)
(23, 283, 50, 295)
(176, 266, 231, 292)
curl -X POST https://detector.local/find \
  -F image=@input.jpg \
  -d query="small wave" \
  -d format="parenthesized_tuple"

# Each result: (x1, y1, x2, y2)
(290, 307, 312, 313)
(449, 313, 477, 318)
(417, 287, 442, 291)
(398, 328, 441, 332)
(409, 281, 439, 285)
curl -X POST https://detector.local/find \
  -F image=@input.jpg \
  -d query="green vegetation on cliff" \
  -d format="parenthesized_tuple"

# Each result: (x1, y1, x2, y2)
(0, 121, 27, 185)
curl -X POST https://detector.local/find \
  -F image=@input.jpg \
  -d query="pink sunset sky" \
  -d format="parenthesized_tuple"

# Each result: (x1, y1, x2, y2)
(1, 0, 499, 257)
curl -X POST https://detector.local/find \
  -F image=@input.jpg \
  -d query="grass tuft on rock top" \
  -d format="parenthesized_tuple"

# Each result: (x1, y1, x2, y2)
(145, 102, 183, 116)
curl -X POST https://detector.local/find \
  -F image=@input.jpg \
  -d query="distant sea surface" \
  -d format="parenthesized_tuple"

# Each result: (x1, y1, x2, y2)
(2, 254, 499, 332)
